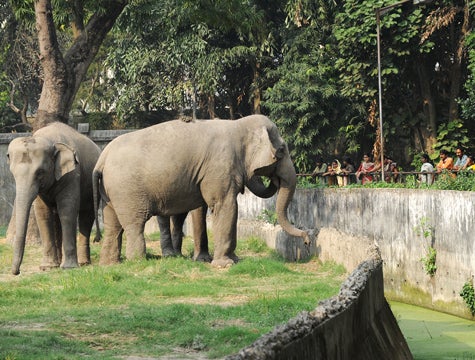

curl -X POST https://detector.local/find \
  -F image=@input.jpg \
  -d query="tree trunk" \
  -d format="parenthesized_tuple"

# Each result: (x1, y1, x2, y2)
(252, 62, 261, 114)
(416, 62, 437, 152)
(33, 0, 127, 131)
(448, 1, 470, 122)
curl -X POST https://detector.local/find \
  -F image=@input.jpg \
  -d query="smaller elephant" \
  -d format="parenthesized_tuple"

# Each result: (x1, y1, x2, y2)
(158, 206, 212, 262)
(7, 122, 101, 275)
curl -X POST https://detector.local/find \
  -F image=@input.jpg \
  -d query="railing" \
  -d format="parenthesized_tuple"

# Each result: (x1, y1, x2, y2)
(297, 170, 474, 186)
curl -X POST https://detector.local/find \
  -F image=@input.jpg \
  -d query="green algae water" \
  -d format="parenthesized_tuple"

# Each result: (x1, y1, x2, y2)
(390, 301, 475, 360)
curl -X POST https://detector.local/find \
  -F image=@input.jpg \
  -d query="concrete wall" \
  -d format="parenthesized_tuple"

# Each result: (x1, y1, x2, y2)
(236, 188, 475, 319)
(227, 248, 413, 360)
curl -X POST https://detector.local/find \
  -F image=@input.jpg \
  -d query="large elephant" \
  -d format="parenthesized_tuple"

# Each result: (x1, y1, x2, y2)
(7, 122, 101, 275)
(94, 115, 309, 267)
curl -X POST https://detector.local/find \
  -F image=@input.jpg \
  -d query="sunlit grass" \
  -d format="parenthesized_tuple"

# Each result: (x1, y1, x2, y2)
(0, 234, 345, 359)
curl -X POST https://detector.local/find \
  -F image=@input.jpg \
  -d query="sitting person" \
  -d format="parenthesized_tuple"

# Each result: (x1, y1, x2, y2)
(419, 153, 435, 185)
(340, 157, 356, 185)
(355, 153, 375, 184)
(322, 159, 343, 186)
(311, 157, 328, 184)
(382, 155, 399, 182)
(453, 146, 468, 172)
(436, 149, 455, 178)
(462, 154, 475, 171)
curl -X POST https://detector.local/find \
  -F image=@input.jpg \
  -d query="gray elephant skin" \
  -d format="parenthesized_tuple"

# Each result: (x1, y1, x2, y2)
(93, 115, 308, 267)
(7, 122, 101, 275)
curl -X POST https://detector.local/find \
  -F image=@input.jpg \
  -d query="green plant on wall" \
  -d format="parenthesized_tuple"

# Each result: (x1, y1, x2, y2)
(420, 246, 437, 277)
(414, 217, 437, 277)
(460, 279, 475, 317)
(257, 208, 278, 225)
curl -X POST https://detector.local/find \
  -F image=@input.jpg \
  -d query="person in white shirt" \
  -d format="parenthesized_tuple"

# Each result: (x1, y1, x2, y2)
(420, 153, 434, 185)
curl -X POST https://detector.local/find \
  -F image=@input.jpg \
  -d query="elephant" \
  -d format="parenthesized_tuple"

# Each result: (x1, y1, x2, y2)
(7, 122, 101, 275)
(93, 114, 309, 267)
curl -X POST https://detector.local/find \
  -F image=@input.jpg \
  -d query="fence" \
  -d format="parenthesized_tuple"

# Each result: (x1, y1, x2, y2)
(300, 169, 473, 186)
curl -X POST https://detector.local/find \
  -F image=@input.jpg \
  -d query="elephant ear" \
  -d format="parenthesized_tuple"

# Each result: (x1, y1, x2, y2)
(249, 125, 286, 175)
(54, 143, 78, 180)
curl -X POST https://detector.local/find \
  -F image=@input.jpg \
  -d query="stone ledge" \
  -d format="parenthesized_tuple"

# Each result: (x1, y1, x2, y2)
(227, 246, 412, 359)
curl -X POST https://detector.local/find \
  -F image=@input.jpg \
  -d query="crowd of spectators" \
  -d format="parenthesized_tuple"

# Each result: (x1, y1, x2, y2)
(310, 146, 475, 187)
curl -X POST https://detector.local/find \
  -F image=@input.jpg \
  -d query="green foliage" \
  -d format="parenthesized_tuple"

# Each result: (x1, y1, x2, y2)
(420, 246, 437, 277)
(414, 217, 437, 277)
(297, 176, 324, 189)
(263, 1, 356, 172)
(257, 208, 277, 225)
(432, 171, 475, 191)
(227, 258, 291, 278)
(433, 119, 470, 155)
(0, 226, 5, 239)
(0, 237, 344, 359)
(237, 236, 269, 254)
(460, 280, 475, 317)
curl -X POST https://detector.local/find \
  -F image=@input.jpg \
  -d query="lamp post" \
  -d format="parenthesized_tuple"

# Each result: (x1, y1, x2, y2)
(375, 0, 432, 181)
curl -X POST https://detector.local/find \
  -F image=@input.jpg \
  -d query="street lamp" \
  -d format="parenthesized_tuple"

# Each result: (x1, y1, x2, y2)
(375, 0, 432, 181)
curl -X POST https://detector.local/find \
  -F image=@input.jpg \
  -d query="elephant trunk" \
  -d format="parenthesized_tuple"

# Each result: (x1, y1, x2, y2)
(247, 175, 278, 198)
(12, 191, 37, 275)
(275, 161, 310, 244)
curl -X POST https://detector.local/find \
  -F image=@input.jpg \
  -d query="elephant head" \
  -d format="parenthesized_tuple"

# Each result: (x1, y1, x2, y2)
(7, 136, 78, 275)
(244, 115, 309, 243)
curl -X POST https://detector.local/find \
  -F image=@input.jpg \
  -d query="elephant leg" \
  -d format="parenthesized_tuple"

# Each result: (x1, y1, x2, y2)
(171, 213, 187, 255)
(34, 197, 61, 270)
(210, 196, 238, 268)
(56, 197, 80, 270)
(77, 207, 94, 266)
(191, 206, 212, 262)
(123, 222, 147, 261)
(158, 215, 177, 257)
(99, 204, 123, 265)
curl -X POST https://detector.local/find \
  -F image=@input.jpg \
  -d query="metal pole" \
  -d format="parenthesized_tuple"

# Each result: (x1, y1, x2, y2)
(375, 0, 431, 182)
(376, 9, 385, 181)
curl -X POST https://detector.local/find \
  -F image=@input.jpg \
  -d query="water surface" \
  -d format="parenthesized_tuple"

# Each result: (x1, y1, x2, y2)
(390, 301, 475, 360)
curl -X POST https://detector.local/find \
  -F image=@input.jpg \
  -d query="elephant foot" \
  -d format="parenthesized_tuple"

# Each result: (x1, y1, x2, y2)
(161, 248, 182, 258)
(99, 256, 121, 266)
(78, 256, 91, 266)
(60, 259, 80, 270)
(39, 263, 60, 272)
(211, 257, 236, 268)
(229, 253, 239, 263)
(193, 252, 212, 263)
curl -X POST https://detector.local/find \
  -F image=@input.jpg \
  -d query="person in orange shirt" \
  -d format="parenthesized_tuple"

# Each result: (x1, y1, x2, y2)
(436, 149, 455, 178)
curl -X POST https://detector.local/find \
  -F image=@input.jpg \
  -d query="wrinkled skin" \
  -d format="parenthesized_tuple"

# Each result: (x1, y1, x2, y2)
(7, 122, 101, 275)
(159, 174, 279, 262)
(94, 115, 308, 268)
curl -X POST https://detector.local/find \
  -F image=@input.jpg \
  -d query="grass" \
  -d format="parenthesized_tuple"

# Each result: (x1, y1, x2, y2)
(0, 229, 346, 359)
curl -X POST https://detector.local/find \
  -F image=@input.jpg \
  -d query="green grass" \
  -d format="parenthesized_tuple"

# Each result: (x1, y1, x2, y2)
(0, 234, 345, 359)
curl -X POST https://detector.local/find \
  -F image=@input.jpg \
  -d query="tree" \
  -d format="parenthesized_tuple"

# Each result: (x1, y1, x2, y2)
(9, 0, 127, 130)
(101, 0, 283, 124)
(263, 0, 361, 172)
(0, 1, 41, 129)
(334, 0, 472, 158)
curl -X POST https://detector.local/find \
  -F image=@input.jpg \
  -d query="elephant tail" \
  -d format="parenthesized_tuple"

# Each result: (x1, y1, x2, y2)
(92, 168, 102, 243)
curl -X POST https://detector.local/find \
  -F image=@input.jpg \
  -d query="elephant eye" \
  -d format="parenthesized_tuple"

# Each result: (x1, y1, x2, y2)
(36, 169, 46, 179)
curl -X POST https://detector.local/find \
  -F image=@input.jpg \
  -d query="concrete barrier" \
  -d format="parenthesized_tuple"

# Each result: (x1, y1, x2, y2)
(235, 188, 475, 319)
(227, 247, 413, 359)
